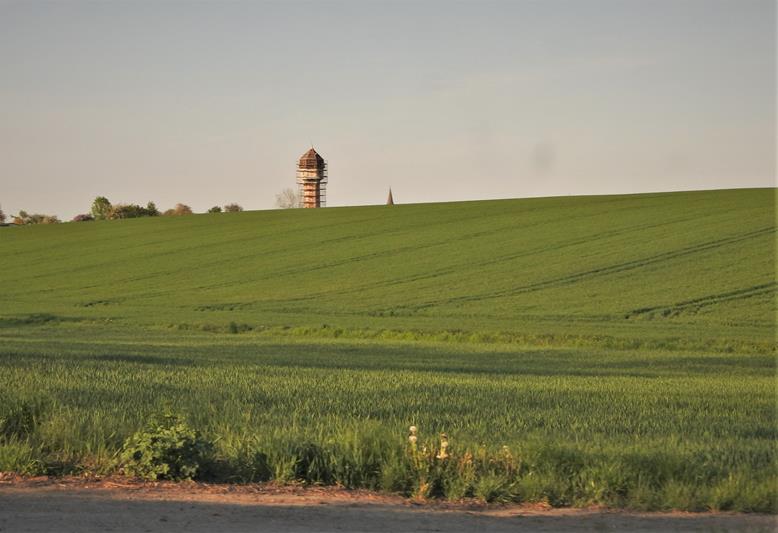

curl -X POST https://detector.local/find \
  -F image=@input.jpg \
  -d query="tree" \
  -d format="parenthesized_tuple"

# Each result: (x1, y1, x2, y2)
(99, 201, 159, 220)
(91, 197, 112, 220)
(14, 210, 60, 224)
(109, 204, 147, 219)
(207, 206, 222, 213)
(275, 188, 299, 209)
(0, 204, 6, 224)
(72, 214, 94, 222)
(163, 203, 193, 216)
(175, 203, 193, 215)
(223, 203, 243, 213)
(13, 210, 28, 225)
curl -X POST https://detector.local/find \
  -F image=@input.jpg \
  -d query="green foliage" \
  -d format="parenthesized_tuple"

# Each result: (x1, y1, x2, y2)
(208, 206, 222, 213)
(0, 188, 772, 351)
(88, 198, 160, 220)
(13, 210, 60, 224)
(0, 399, 47, 439)
(91, 196, 112, 220)
(109, 203, 159, 219)
(0, 188, 775, 510)
(0, 440, 45, 475)
(225, 321, 253, 334)
(120, 414, 213, 480)
(473, 474, 516, 503)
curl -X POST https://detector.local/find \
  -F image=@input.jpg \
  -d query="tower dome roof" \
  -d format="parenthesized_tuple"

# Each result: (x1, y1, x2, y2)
(298, 148, 325, 170)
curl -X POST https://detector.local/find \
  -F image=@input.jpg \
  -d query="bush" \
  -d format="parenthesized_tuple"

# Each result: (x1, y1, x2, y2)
(71, 214, 94, 222)
(13, 211, 60, 225)
(163, 203, 193, 216)
(109, 203, 159, 219)
(120, 414, 213, 480)
(223, 203, 243, 213)
(208, 206, 222, 213)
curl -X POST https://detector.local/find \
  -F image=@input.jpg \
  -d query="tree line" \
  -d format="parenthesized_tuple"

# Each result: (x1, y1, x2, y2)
(0, 186, 300, 226)
(0, 198, 244, 226)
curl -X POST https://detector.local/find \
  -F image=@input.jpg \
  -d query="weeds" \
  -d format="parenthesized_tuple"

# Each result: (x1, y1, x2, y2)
(120, 414, 213, 480)
(0, 399, 47, 439)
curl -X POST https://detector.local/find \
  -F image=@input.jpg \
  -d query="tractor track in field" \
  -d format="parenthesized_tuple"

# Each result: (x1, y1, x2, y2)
(394, 226, 775, 313)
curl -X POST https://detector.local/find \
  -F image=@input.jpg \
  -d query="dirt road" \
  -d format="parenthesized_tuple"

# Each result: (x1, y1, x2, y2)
(0, 478, 774, 532)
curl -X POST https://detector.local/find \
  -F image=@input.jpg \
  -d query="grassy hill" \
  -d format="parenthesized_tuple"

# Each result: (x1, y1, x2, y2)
(0, 188, 775, 511)
(1, 188, 775, 351)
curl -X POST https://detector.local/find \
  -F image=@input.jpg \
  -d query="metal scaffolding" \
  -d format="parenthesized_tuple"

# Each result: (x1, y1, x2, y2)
(296, 148, 327, 208)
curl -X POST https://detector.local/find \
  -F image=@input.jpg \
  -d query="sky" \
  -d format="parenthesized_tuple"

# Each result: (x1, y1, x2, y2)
(0, 0, 775, 219)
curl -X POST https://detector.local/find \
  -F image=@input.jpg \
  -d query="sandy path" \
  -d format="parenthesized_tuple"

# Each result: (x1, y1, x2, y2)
(0, 478, 774, 532)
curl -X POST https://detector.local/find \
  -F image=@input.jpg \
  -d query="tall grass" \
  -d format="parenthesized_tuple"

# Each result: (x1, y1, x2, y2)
(0, 332, 775, 511)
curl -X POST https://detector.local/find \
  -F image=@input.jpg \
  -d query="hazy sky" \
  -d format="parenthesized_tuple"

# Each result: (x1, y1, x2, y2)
(1, 0, 775, 219)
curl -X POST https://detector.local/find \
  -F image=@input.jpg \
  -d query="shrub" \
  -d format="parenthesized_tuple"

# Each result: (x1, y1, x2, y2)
(13, 211, 60, 225)
(207, 206, 222, 213)
(71, 214, 94, 222)
(109, 203, 159, 219)
(223, 203, 243, 213)
(163, 203, 193, 216)
(120, 414, 213, 480)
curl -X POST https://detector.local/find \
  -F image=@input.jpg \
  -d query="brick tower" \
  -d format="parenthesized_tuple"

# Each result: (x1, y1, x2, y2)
(296, 148, 327, 208)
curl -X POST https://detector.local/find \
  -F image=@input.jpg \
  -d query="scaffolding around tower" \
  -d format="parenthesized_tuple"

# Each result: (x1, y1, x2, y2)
(296, 148, 327, 208)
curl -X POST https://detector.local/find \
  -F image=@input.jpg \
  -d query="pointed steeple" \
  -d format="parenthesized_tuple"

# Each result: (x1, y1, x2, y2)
(386, 188, 394, 205)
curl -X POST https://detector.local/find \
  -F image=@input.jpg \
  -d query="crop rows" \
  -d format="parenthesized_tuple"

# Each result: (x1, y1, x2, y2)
(0, 188, 774, 510)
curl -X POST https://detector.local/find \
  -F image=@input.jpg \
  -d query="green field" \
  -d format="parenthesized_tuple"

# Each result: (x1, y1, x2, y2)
(0, 188, 775, 511)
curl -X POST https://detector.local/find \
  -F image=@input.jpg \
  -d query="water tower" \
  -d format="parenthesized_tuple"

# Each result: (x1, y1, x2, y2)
(296, 148, 327, 208)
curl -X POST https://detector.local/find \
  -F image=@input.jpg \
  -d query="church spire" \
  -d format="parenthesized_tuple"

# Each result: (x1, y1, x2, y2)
(386, 188, 394, 206)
